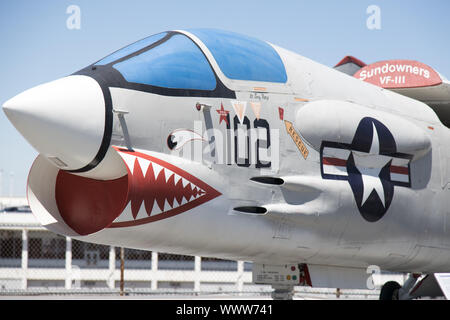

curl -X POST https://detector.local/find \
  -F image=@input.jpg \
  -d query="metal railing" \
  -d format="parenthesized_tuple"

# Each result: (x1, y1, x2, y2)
(0, 209, 400, 299)
(0, 228, 256, 293)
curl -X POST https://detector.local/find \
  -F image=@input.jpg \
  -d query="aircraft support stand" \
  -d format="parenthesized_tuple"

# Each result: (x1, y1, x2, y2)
(253, 263, 302, 300)
(398, 273, 421, 300)
(271, 284, 294, 300)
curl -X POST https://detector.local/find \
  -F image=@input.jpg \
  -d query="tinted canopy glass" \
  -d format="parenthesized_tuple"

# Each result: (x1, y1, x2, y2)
(188, 29, 287, 83)
(112, 34, 217, 90)
(95, 32, 167, 66)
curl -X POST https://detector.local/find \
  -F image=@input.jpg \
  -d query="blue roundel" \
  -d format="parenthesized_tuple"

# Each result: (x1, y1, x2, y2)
(320, 117, 413, 223)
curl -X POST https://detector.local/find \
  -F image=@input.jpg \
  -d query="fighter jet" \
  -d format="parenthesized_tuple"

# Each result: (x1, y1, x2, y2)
(3, 29, 450, 300)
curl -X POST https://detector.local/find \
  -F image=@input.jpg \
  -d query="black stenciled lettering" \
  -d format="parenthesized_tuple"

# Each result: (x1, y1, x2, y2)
(234, 115, 250, 167)
(254, 118, 271, 168)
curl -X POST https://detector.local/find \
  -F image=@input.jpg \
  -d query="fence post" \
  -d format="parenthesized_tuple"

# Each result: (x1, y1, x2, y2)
(21, 229, 28, 290)
(108, 246, 115, 289)
(120, 247, 125, 296)
(194, 256, 201, 292)
(65, 237, 72, 289)
(237, 261, 244, 293)
(151, 251, 158, 290)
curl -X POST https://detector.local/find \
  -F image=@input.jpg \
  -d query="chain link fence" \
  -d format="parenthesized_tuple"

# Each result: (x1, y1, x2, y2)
(0, 226, 272, 297)
(0, 226, 387, 299)
(0, 203, 386, 299)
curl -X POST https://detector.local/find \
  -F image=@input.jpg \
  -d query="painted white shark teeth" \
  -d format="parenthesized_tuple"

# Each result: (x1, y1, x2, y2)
(150, 202, 162, 216)
(133, 156, 205, 194)
(121, 153, 137, 174)
(115, 152, 208, 222)
(173, 174, 182, 185)
(164, 169, 174, 182)
(151, 162, 163, 179)
(178, 197, 188, 206)
(110, 148, 221, 227)
(113, 202, 133, 223)
(137, 158, 150, 174)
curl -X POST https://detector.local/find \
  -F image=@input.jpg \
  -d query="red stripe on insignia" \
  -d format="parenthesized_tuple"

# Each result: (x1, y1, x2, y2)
(390, 165, 409, 174)
(322, 157, 347, 167)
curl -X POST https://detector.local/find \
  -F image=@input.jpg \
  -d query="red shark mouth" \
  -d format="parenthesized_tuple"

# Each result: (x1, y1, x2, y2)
(55, 148, 221, 235)
(109, 147, 222, 228)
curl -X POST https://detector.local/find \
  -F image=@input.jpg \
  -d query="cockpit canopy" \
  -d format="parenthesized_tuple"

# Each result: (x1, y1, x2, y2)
(188, 29, 287, 83)
(93, 29, 287, 92)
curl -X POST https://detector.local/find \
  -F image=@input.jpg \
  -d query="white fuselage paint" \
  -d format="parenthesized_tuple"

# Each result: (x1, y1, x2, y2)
(79, 52, 450, 274)
(8, 30, 450, 285)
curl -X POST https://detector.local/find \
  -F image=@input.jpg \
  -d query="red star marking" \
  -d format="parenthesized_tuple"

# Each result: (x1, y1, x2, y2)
(278, 107, 284, 120)
(216, 103, 230, 126)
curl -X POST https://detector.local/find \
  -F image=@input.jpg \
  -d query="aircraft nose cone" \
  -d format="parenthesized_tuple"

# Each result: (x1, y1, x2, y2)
(2, 75, 107, 171)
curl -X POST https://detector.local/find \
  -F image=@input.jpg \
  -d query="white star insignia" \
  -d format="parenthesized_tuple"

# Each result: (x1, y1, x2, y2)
(352, 123, 391, 207)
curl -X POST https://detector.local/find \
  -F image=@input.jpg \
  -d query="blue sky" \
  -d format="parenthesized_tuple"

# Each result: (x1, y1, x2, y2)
(1, 0, 449, 196)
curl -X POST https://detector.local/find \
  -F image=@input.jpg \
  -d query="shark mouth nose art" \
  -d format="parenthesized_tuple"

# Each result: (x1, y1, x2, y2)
(52, 147, 221, 236)
(110, 147, 222, 228)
